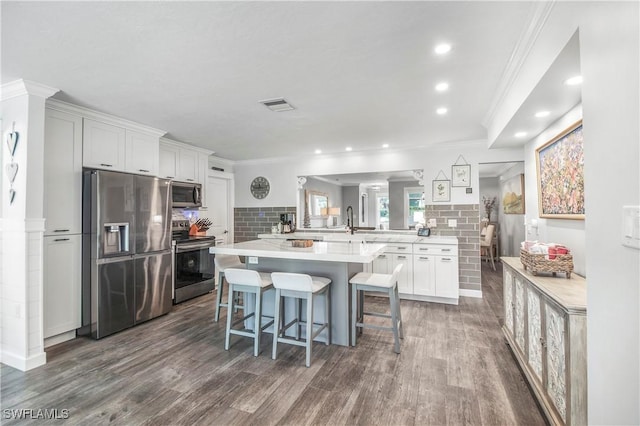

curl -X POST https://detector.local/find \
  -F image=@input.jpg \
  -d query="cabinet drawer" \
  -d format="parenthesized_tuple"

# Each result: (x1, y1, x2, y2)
(383, 243, 412, 253)
(413, 244, 456, 255)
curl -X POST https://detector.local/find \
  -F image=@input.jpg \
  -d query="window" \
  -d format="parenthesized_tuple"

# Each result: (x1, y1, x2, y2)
(376, 194, 389, 229)
(405, 187, 425, 228)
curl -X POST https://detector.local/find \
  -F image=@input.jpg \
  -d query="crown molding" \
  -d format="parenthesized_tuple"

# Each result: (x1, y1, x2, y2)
(481, 1, 556, 129)
(159, 137, 214, 155)
(1, 79, 59, 101)
(46, 98, 167, 138)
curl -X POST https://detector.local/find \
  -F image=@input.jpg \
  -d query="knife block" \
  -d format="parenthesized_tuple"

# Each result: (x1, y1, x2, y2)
(189, 224, 207, 237)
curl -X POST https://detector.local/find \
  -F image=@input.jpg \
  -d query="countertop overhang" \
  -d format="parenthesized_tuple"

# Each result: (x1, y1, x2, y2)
(210, 239, 387, 263)
(258, 232, 458, 245)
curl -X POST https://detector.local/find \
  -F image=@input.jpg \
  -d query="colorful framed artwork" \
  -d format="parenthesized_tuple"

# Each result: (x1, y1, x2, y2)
(451, 164, 471, 187)
(502, 174, 525, 214)
(535, 120, 584, 219)
(432, 180, 451, 202)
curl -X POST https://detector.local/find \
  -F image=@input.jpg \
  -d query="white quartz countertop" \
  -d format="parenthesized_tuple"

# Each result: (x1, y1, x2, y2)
(258, 232, 458, 245)
(211, 239, 387, 263)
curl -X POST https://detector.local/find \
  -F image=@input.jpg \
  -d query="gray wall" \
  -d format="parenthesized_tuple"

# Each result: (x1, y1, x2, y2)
(342, 185, 360, 226)
(479, 177, 500, 222)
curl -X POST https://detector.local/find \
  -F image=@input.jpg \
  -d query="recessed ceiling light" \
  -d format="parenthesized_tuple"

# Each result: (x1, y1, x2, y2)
(382, 143, 389, 148)
(435, 82, 449, 92)
(515, 131, 527, 138)
(436, 107, 448, 115)
(314, 149, 322, 154)
(535, 111, 550, 118)
(565, 75, 583, 86)
(434, 43, 451, 55)
(345, 147, 352, 152)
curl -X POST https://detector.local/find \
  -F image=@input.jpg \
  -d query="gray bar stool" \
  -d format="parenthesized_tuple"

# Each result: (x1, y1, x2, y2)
(270, 272, 331, 367)
(214, 254, 245, 322)
(349, 264, 404, 353)
(223, 268, 274, 357)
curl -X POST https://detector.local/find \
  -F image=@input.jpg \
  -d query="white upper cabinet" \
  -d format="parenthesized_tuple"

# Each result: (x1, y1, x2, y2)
(44, 108, 83, 235)
(83, 118, 162, 175)
(83, 118, 126, 171)
(125, 130, 159, 176)
(159, 139, 212, 184)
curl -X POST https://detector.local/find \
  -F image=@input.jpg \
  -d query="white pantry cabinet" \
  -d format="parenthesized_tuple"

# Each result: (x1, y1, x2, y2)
(502, 258, 587, 426)
(44, 108, 83, 235)
(43, 235, 81, 339)
(83, 118, 160, 175)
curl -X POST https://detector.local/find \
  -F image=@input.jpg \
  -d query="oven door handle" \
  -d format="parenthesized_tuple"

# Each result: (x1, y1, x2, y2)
(176, 242, 215, 253)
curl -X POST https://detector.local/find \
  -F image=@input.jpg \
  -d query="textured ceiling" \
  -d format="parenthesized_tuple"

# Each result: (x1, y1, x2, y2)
(2, 1, 537, 161)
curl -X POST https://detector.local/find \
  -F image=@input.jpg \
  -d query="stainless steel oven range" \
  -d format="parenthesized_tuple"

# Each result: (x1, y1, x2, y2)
(172, 220, 216, 304)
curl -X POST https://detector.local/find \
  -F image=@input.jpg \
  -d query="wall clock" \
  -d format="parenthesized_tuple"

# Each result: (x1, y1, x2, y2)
(250, 176, 270, 199)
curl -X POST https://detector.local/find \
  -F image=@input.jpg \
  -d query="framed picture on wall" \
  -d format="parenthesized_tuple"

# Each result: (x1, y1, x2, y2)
(451, 164, 471, 187)
(535, 120, 584, 219)
(432, 180, 451, 202)
(502, 174, 525, 214)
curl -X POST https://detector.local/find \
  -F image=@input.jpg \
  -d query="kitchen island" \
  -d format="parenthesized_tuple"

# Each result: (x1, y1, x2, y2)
(210, 239, 386, 346)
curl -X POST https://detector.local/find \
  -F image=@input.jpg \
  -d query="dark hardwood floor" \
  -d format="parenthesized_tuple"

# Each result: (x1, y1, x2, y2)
(1, 262, 546, 425)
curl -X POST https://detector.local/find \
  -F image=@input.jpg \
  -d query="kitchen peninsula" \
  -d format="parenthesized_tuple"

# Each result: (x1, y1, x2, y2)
(210, 239, 386, 346)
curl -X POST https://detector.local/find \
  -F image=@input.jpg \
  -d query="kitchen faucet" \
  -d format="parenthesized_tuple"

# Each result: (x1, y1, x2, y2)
(346, 205, 355, 235)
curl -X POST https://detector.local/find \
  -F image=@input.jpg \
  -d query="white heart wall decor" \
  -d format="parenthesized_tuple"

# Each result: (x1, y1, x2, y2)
(5, 162, 18, 183)
(9, 189, 16, 205)
(6, 131, 19, 157)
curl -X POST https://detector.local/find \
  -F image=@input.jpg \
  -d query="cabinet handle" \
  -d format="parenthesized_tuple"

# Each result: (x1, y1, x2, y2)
(379, 255, 387, 259)
(419, 247, 429, 251)
(166, 176, 175, 179)
(186, 178, 194, 182)
(54, 238, 70, 242)
(53, 229, 70, 232)
(441, 258, 452, 261)
(398, 246, 407, 250)
(418, 257, 430, 260)
(442, 248, 451, 252)
(139, 169, 150, 173)
(398, 256, 407, 259)
(100, 163, 113, 167)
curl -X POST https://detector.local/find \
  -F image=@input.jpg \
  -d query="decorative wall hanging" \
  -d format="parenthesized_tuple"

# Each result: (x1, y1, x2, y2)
(536, 120, 584, 219)
(432, 170, 451, 202)
(5, 122, 19, 205)
(502, 173, 525, 214)
(451, 155, 471, 187)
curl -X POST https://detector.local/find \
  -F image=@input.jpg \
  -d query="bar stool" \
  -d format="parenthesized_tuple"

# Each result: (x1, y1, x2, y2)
(270, 272, 331, 367)
(223, 268, 274, 357)
(349, 264, 404, 353)
(214, 255, 245, 322)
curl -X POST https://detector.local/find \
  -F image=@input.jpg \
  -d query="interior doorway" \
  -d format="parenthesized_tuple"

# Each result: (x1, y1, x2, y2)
(478, 162, 526, 267)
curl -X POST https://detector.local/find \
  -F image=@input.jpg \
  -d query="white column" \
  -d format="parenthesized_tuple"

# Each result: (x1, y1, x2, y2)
(1, 79, 58, 371)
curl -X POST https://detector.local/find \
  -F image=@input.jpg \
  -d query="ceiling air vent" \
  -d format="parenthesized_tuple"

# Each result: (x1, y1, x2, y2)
(259, 98, 295, 112)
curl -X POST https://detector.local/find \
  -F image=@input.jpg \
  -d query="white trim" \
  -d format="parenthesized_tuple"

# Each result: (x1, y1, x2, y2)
(1, 79, 59, 101)
(460, 289, 484, 298)
(207, 169, 234, 180)
(47, 98, 167, 138)
(0, 350, 46, 371)
(481, 1, 556, 128)
(399, 293, 459, 305)
(44, 331, 76, 348)
(0, 218, 46, 233)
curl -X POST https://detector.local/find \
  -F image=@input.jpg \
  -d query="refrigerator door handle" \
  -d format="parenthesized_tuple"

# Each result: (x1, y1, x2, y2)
(96, 256, 133, 265)
(193, 186, 200, 204)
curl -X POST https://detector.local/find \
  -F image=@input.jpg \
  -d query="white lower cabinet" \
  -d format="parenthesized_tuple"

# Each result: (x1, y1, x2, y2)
(392, 253, 413, 294)
(43, 235, 81, 339)
(372, 253, 391, 274)
(502, 258, 587, 426)
(411, 244, 459, 302)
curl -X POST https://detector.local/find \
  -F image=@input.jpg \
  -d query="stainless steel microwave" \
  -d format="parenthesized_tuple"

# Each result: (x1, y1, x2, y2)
(171, 181, 202, 208)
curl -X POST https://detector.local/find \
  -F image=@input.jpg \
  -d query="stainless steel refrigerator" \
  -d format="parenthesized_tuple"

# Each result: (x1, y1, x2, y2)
(81, 170, 172, 339)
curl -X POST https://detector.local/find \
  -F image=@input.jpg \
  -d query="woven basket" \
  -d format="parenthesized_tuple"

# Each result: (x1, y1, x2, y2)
(520, 249, 574, 279)
(291, 239, 314, 248)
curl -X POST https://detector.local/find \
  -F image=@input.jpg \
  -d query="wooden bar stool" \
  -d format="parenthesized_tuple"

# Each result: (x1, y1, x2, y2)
(214, 254, 245, 322)
(349, 264, 404, 353)
(270, 272, 331, 367)
(223, 268, 274, 357)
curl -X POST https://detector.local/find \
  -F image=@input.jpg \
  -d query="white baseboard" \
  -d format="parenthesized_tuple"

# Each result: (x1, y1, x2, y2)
(459, 289, 483, 298)
(45, 330, 76, 348)
(1, 350, 46, 371)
